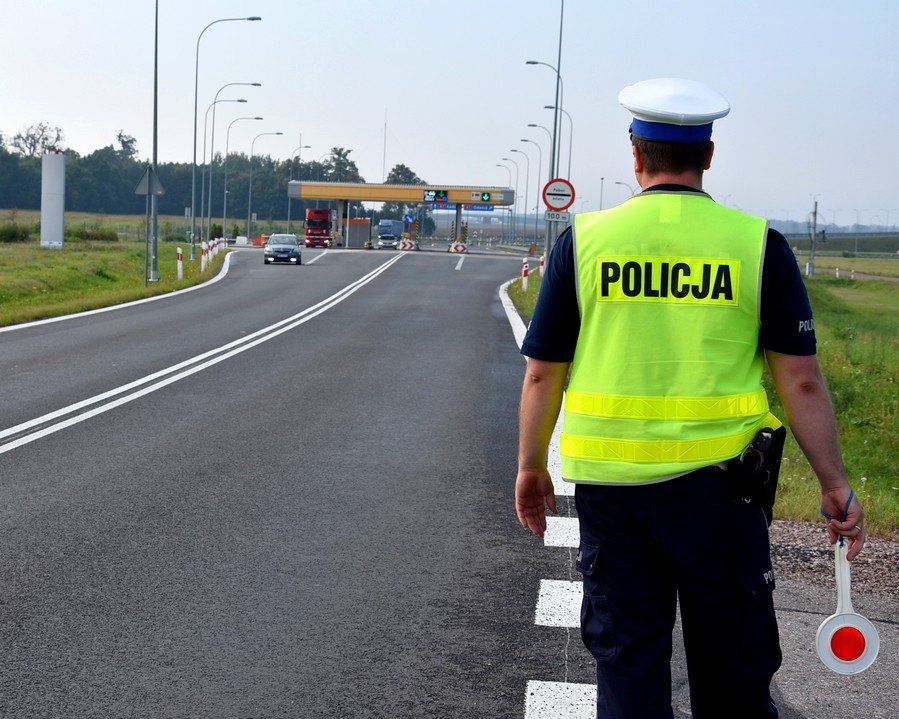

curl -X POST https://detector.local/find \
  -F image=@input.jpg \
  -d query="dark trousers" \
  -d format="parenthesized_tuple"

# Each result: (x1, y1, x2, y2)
(575, 467, 782, 719)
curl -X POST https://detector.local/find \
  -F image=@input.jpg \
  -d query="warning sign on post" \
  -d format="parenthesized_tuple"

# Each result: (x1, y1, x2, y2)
(542, 178, 575, 211)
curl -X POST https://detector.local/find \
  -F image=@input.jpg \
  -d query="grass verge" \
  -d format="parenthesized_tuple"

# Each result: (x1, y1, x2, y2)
(507, 273, 898, 537)
(0, 240, 227, 327)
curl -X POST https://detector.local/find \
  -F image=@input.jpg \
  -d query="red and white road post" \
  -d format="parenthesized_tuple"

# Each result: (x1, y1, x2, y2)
(176, 246, 183, 280)
(521, 257, 529, 292)
(539, 254, 546, 276)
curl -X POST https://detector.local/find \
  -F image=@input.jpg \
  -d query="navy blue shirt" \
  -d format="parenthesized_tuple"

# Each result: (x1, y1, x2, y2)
(522, 185, 817, 362)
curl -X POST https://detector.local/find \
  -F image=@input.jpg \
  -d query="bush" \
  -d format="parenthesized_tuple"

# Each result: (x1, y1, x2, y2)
(66, 226, 119, 242)
(842, 250, 857, 258)
(0, 222, 30, 243)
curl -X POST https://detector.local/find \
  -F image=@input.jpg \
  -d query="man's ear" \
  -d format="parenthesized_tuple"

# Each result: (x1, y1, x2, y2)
(704, 141, 714, 171)
(633, 143, 644, 173)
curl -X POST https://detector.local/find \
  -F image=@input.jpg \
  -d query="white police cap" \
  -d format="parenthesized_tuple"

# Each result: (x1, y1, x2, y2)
(618, 78, 730, 142)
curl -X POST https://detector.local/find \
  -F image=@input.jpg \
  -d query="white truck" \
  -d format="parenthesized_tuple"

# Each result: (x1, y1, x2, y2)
(377, 219, 404, 249)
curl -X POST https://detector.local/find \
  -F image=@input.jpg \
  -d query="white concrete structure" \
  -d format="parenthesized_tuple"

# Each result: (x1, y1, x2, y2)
(40, 151, 66, 249)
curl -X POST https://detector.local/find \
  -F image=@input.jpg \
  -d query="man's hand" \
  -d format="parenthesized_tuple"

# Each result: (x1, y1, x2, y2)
(821, 484, 866, 560)
(516, 466, 558, 537)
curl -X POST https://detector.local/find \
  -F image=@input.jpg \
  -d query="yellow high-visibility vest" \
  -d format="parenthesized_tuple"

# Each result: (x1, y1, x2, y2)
(562, 191, 781, 484)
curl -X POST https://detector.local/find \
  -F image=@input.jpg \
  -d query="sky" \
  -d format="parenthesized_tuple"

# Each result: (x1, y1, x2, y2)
(2, 0, 898, 226)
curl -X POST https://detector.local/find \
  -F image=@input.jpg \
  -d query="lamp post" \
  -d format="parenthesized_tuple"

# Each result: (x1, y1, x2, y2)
(525, 58, 564, 179)
(200, 97, 246, 242)
(579, 200, 590, 214)
(511, 148, 530, 243)
(190, 15, 261, 259)
(521, 139, 543, 244)
(544, 105, 573, 180)
(222, 116, 262, 238)
(496, 164, 512, 242)
(615, 180, 636, 198)
(287, 140, 311, 233)
(502, 156, 520, 240)
(207, 82, 261, 240)
(600, 177, 605, 210)
(247, 132, 283, 239)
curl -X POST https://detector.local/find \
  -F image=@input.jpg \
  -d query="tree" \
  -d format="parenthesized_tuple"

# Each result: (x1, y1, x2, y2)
(382, 163, 429, 226)
(325, 147, 364, 183)
(11, 122, 64, 156)
(116, 131, 138, 158)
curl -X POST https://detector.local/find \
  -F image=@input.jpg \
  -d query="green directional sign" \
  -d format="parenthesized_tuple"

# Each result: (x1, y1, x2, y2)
(480, 192, 491, 202)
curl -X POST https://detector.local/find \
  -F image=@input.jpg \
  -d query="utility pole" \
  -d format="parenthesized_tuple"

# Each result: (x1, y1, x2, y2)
(807, 197, 818, 276)
(149, 0, 159, 282)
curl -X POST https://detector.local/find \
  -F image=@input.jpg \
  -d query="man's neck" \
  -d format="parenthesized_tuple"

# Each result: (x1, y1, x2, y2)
(639, 173, 703, 191)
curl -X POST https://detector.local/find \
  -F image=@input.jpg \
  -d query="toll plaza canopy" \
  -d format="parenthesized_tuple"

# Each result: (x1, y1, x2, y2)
(287, 181, 514, 207)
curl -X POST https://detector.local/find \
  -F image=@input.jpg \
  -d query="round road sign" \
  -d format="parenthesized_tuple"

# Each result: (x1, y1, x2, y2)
(542, 178, 575, 211)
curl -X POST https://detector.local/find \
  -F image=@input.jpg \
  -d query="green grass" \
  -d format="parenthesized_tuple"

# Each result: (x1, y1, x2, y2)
(508, 273, 898, 537)
(0, 239, 227, 326)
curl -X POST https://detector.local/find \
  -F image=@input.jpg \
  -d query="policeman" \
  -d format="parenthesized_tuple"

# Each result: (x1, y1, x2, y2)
(514, 78, 866, 719)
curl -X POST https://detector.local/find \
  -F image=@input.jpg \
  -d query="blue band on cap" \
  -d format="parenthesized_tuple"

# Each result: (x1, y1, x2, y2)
(630, 119, 713, 142)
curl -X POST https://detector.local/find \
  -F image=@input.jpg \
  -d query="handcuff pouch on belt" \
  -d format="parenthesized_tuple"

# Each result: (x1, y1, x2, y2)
(726, 426, 787, 526)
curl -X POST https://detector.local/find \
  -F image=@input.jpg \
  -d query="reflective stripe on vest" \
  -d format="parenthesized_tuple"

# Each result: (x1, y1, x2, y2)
(562, 192, 782, 484)
(565, 388, 769, 421)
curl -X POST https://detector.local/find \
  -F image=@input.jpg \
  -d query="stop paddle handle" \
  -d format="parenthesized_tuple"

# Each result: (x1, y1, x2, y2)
(815, 542, 880, 674)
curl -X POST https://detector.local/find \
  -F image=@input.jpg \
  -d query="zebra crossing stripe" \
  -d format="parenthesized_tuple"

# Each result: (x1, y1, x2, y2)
(524, 680, 596, 718)
(535, 579, 582, 628)
(544, 516, 580, 548)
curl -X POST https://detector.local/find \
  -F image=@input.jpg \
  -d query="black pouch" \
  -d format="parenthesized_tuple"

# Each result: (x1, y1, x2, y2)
(730, 426, 787, 526)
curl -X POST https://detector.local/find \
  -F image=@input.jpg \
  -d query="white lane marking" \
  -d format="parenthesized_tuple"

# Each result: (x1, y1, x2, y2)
(498, 278, 528, 349)
(0, 249, 248, 334)
(454, 255, 465, 271)
(0, 250, 375, 442)
(524, 681, 596, 719)
(535, 579, 582, 628)
(304, 249, 328, 265)
(0, 254, 406, 455)
(545, 517, 580, 548)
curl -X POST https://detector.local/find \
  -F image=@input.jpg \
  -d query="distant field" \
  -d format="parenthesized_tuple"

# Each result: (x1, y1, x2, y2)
(508, 273, 898, 537)
(0, 239, 227, 326)
(794, 254, 899, 278)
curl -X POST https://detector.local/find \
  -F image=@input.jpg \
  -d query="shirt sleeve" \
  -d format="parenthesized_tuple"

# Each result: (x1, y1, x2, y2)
(759, 229, 817, 355)
(520, 228, 581, 362)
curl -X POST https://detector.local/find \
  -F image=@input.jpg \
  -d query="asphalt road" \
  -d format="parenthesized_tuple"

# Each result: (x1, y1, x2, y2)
(0, 249, 585, 718)
(1, 248, 894, 718)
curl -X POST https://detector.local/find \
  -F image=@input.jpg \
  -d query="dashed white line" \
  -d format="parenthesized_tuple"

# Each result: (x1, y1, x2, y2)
(454, 255, 465, 271)
(305, 249, 328, 265)
(524, 681, 596, 719)
(535, 579, 583, 628)
(544, 517, 580, 548)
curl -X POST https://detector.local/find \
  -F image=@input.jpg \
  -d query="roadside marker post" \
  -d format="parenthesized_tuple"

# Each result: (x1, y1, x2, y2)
(835, 267, 840, 279)
(539, 254, 545, 275)
(522, 257, 529, 291)
(201, 241, 208, 272)
(176, 246, 183, 280)
(816, 541, 880, 674)
(851, 269, 856, 280)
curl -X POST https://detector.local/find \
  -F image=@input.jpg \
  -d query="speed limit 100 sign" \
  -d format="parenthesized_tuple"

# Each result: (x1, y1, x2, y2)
(542, 178, 575, 211)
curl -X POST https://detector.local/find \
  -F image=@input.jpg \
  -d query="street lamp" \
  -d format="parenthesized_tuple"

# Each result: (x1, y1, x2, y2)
(579, 200, 590, 213)
(525, 59, 564, 180)
(521, 139, 543, 245)
(222, 116, 262, 237)
(544, 105, 573, 180)
(496, 164, 512, 242)
(200, 97, 246, 241)
(287, 142, 311, 232)
(206, 82, 261, 240)
(511, 148, 530, 244)
(190, 15, 261, 259)
(502, 156, 520, 240)
(614, 181, 636, 198)
(247, 132, 283, 238)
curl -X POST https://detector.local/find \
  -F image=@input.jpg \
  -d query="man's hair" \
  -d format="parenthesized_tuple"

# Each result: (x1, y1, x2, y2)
(631, 135, 711, 175)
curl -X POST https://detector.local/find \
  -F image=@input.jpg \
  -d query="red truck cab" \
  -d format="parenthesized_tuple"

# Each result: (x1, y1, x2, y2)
(305, 208, 333, 248)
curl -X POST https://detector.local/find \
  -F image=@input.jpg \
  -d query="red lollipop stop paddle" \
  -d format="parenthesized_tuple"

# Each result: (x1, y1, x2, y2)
(815, 540, 879, 674)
